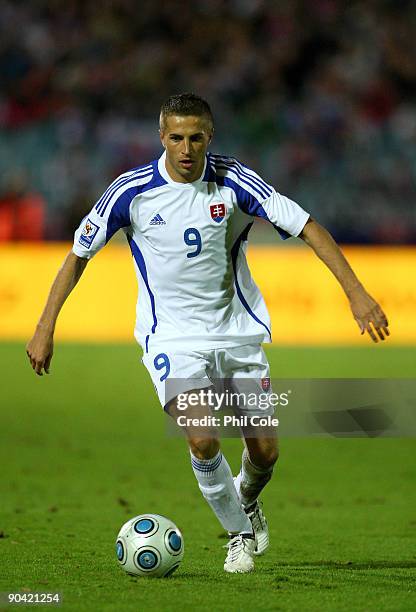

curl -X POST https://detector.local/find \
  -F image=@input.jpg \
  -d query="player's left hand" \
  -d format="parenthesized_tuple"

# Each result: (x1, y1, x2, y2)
(348, 287, 389, 343)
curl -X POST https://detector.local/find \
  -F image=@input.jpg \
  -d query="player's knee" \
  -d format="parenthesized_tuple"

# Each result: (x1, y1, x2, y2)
(189, 437, 220, 460)
(267, 446, 279, 468)
(252, 446, 279, 470)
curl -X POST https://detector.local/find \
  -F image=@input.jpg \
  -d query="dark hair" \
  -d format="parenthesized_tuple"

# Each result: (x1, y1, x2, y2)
(160, 93, 213, 128)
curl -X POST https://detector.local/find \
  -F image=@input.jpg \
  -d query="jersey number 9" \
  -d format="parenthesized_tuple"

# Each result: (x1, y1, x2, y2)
(184, 228, 202, 258)
(154, 353, 170, 381)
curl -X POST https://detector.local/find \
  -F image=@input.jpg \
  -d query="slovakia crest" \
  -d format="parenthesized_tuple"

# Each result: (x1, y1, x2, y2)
(210, 203, 226, 224)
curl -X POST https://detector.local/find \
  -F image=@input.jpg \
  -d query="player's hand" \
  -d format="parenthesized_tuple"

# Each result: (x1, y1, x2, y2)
(26, 328, 54, 376)
(348, 287, 389, 343)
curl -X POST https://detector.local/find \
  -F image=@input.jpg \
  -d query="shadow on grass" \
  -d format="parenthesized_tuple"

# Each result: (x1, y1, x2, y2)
(273, 560, 416, 570)
(124, 560, 416, 584)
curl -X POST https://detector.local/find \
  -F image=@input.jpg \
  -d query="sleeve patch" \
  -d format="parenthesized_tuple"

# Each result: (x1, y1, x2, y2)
(79, 218, 99, 249)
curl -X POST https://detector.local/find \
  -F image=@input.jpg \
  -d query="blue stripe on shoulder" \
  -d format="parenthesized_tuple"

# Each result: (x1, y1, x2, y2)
(99, 170, 153, 218)
(211, 163, 290, 240)
(95, 164, 154, 215)
(105, 163, 167, 243)
(215, 163, 271, 200)
(211, 155, 273, 199)
(213, 171, 267, 218)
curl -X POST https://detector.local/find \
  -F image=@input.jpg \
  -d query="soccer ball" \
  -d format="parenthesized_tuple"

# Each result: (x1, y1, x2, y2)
(115, 514, 184, 578)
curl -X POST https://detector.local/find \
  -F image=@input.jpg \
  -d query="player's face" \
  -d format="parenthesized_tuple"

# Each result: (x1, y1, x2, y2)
(160, 115, 213, 183)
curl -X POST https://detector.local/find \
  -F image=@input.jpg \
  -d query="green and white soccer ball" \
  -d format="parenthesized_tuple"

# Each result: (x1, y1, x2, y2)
(115, 514, 184, 578)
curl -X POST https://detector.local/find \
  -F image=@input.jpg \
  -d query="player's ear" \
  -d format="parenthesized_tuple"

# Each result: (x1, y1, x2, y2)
(159, 128, 166, 148)
(159, 112, 166, 147)
(208, 128, 214, 144)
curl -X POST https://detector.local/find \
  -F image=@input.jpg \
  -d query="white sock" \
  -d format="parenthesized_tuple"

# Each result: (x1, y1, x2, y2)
(191, 451, 252, 534)
(235, 447, 274, 509)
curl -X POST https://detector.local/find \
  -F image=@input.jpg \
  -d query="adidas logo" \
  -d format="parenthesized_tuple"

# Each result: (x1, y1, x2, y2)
(149, 214, 166, 226)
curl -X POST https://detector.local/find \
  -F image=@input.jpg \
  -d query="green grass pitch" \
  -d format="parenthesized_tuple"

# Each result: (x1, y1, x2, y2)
(1, 343, 415, 611)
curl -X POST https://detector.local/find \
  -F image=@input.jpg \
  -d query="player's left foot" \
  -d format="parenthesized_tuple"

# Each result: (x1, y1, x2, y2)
(246, 501, 269, 556)
(224, 533, 255, 573)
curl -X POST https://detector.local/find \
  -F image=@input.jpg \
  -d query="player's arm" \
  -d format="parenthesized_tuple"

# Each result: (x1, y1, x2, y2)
(299, 217, 389, 342)
(26, 252, 88, 375)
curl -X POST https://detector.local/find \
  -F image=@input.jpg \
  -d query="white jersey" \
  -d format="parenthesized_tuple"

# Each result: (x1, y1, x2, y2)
(73, 152, 309, 353)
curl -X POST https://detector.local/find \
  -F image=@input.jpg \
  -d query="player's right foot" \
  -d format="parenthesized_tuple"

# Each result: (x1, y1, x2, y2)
(246, 501, 269, 556)
(224, 533, 255, 573)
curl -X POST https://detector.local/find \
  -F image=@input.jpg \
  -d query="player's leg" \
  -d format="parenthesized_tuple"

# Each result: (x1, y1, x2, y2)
(232, 426, 278, 556)
(166, 395, 253, 535)
(216, 344, 278, 555)
(166, 394, 256, 573)
(142, 347, 256, 571)
(235, 431, 279, 510)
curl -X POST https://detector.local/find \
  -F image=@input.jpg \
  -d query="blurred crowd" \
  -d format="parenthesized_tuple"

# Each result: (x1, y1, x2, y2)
(0, 0, 415, 242)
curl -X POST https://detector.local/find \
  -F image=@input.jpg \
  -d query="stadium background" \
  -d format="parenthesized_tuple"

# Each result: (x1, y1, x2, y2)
(1, 2, 415, 611)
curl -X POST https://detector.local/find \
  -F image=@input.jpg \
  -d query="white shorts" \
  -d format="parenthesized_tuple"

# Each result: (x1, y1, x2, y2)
(142, 343, 274, 415)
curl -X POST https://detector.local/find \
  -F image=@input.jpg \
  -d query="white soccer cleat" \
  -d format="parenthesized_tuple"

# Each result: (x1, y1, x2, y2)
(224, 533, 255, 573)
(246, 501, 269, 556)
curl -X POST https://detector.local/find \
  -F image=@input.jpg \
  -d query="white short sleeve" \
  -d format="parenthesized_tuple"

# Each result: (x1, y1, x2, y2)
(262, 190, 310, 238)
(72, 207, 109, 260)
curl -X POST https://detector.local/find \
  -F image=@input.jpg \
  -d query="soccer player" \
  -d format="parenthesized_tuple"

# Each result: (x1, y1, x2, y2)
(26, 93, 389, 573)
